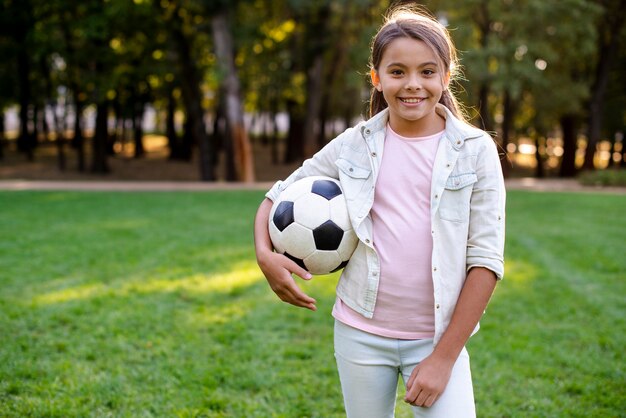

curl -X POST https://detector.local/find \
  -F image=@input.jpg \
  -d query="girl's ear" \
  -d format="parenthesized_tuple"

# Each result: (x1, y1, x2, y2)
(370, 69, 382, 92)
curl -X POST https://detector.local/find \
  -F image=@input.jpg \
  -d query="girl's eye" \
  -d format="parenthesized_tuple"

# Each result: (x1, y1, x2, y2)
(423, 69, 436, 76)
(390, 69, 403, 76)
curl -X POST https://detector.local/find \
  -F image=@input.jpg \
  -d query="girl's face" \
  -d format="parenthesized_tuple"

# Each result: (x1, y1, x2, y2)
(372, 37, 449, 137)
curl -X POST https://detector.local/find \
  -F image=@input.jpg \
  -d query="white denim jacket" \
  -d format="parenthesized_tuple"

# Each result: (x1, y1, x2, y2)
(266, 104, 506, 345)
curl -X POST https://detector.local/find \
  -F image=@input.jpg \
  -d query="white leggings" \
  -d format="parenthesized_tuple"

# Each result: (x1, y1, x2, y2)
(334, 320, 476, 418)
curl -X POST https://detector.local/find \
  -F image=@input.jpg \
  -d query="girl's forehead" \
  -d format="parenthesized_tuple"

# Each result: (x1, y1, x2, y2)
(380, 37, 439, 66)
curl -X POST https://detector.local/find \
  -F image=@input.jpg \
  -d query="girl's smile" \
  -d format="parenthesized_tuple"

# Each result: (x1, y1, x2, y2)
(372, 37, 449, 137)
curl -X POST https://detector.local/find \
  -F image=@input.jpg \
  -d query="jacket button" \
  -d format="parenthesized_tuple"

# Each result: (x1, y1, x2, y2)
(349, 167, 354, 172)
(371, 152, 377, 157)
(365, 239, 370, 244)
(433, 267, 437, 272)
(436, 304, 440, 309)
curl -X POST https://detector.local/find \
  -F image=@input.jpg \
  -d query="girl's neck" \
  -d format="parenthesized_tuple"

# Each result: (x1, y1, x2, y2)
(387, 110, 445, 138)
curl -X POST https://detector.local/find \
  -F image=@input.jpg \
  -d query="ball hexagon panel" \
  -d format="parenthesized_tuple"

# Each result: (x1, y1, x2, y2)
(272, 201, 295, 232)
(336, 230, 359, 260)
(279, 177, 315, 202)
(280, 222, 316, 259)
(268, 220, 286, 254)
(328, 196, 351, 231)
(293, 193, 331, 229)
(311, 179, 342, 200)
(313, 220, 344, 251)
(332, 260, 349, 272)
(304, 250, 342, 275)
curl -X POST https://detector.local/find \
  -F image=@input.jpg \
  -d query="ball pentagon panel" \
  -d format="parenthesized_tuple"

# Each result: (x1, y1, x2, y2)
(312, 220, 345, 251)
(311, 179, 342, 200)
(272, 200, 295, 232)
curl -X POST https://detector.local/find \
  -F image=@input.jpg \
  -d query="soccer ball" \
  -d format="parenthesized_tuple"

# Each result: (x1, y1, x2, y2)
(268, 176, 358, 275)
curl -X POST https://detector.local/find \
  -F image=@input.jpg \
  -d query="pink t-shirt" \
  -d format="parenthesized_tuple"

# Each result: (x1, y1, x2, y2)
(333, 125, 442, 339)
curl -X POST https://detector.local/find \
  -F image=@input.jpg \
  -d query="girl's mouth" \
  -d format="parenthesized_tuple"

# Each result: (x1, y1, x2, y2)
(399, 98, 424, 104)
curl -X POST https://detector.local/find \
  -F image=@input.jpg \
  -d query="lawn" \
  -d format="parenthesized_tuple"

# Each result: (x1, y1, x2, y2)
(0, 190, 624, 417)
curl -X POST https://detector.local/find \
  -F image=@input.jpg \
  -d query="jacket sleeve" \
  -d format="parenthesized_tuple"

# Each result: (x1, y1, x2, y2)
(265, 126, 355, 202)
(466, 135, 506, 279)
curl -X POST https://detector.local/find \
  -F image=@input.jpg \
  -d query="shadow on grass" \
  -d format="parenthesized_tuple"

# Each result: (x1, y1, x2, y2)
(3, 258, 345, 417)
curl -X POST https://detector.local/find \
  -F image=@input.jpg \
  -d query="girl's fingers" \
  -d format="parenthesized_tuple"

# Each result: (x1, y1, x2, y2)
(424, 394, 438, 408)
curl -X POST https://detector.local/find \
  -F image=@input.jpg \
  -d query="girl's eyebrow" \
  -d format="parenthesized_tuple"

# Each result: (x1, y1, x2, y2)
(385, 61, 439, 68)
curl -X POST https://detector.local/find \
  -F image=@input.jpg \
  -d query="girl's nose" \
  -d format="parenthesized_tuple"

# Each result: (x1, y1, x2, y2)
(405, 74, 422, 90)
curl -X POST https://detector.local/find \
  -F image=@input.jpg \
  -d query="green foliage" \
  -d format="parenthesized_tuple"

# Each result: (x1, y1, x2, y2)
(0, 190, 624, 417)
(578, 168, 626, 186)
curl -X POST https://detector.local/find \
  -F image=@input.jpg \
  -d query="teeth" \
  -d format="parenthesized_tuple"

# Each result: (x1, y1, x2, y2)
(401, 98, 422, 103)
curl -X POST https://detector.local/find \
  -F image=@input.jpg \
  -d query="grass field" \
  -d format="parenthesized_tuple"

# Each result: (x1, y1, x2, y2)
(0, 190, 624, 417)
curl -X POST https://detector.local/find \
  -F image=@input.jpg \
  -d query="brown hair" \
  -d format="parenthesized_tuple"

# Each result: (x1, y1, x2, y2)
(369, 7, 466, 121)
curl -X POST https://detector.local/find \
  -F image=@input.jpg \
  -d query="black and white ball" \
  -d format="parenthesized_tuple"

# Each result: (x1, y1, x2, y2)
(268, 176, 358, 275)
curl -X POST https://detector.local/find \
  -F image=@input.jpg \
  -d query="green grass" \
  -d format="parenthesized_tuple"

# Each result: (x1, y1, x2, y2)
(0, 190, 624, 417)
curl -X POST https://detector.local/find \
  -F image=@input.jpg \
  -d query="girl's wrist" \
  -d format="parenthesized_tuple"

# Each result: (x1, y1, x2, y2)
(255, 246, 275, 264)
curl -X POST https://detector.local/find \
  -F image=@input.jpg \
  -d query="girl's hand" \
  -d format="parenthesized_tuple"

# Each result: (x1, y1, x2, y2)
(257, 249, 317, 311)
(404, 353, 455, 408)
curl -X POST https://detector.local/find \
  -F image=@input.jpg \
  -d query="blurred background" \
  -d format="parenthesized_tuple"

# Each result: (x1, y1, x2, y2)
(0, 0, 624, 183)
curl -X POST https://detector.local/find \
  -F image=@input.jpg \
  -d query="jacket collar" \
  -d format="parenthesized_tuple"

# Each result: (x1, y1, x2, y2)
(360, 104, 484, 149)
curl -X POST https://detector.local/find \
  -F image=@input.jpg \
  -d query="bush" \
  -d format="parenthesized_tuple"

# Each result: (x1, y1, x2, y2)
(578, 168, 626, 187)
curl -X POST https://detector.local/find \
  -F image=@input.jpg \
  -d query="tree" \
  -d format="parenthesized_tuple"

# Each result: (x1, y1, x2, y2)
(211, 7, 255, 182)
(582, 0, 626, 170)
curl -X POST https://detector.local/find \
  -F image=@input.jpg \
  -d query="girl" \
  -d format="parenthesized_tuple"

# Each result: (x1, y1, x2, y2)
(254, 6, 505, 418)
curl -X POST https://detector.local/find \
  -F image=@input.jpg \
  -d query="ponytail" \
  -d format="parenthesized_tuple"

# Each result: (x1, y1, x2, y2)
(369, 89, 387, 119)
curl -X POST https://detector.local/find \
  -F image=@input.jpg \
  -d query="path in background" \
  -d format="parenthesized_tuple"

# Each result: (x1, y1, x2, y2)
(0, 178, 624, 194)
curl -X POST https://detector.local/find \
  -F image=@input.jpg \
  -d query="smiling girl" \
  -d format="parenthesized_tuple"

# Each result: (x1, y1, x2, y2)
(254, 6, 505, 417)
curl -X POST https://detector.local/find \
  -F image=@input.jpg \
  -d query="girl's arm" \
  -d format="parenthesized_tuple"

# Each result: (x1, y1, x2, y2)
(404, 268, 497, 408)
(254, 197, 317, 311)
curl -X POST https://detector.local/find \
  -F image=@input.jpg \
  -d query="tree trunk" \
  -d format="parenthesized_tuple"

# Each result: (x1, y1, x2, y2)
(170, 16, 214, 180)
(17, 50, 35, 161)
(500, 90, 514, 177)
(211, 11, 255, 182)
(50, 100, 66, 171)
(72, 95, 86, 172)
(270, 99, 280, 165)
(302, 4, 331, 158)
(534, 136, 545, 178)
(583, 1, 625, 170)
(284, 99, 305, 164)
(559, 115, 578, 177)
(132, 101, 145, 158)
(0, 110, 5, 160)
(166, 87, 188, 160)
(473, 0, 493, 132)
(91, 101, 110, 173)
(478, 84, 493, 132)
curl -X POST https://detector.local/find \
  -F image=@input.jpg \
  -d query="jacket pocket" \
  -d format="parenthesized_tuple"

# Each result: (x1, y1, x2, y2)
(336, 158, 371, 179)
(439, 172, 477, 222)
(445, 173, 477, 190)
